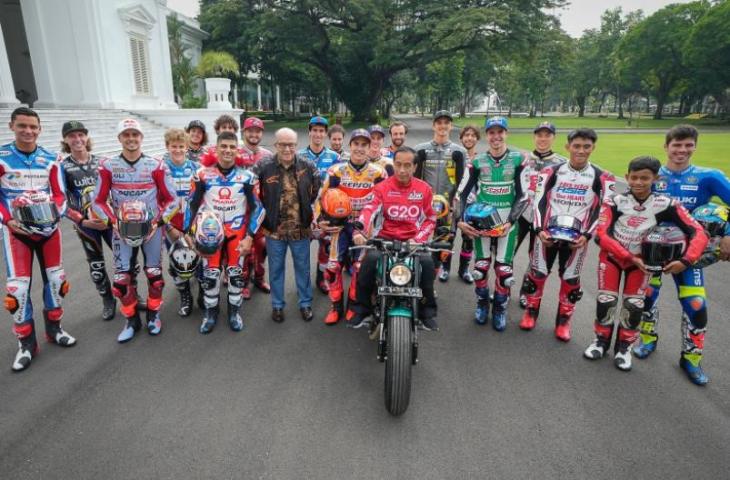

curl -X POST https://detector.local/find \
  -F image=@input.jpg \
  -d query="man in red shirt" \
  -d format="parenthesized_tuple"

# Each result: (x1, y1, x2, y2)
(351, 147, 438, 330)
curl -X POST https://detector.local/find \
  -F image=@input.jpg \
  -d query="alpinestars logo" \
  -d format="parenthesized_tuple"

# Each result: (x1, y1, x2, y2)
(408, 191, 423, 201)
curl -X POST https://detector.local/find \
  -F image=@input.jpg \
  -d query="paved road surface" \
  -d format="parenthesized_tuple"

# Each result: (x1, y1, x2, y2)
(1, 121, 729, 479)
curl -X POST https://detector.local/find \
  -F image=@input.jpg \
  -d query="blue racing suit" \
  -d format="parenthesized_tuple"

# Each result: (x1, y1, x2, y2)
(638, 164, 730, 367)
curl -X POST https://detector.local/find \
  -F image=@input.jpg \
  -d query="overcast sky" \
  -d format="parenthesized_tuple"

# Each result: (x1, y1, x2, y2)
(167, 0, 692, 38)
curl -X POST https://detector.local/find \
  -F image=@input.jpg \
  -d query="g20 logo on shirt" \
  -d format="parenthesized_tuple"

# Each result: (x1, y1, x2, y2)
(386, 205, 421, 219)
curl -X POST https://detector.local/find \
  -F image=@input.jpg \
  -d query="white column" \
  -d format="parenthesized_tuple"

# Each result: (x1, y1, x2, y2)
(257, 83, 262, 111)
(275, 85, 280, 112)
(0, 22, 20, 106)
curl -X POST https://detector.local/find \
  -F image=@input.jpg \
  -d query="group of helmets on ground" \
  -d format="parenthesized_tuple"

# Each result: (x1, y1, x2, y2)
(2, 107, 729, 386)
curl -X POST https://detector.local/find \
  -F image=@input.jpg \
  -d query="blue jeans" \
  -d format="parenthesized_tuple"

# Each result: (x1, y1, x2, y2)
(266, 236, 313, 309)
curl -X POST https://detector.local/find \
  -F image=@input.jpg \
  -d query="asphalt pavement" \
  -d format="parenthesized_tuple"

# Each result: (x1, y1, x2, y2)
(1, 119, 729, 479)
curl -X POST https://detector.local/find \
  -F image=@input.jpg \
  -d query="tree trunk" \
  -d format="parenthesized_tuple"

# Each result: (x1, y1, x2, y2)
(654, 93, 667, 120)
(576, 96, 586, 117)
(617, 87, 625, 119)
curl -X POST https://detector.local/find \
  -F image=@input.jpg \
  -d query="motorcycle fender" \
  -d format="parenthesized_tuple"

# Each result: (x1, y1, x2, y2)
(387, 306, 413, 318)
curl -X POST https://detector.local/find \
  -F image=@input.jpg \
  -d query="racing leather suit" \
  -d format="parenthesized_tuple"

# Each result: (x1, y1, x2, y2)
(187, 160, 265, 311)
(1, 142, 69, 347)
(457, 149, 529, 314)
(240, 144, 273, 287)
(354, 175, 437, 317)
(594, 192, 707, 351)
(298, 145, 341, 287)
(524, 161, 615, 330)
(415, 140, 466, 273)
(163, 153, 197, 290)
(638, 165, 730, 366)
(61, 154, 116, 302)
(316, 160, 387, 307)
(92, 153, 178, 319)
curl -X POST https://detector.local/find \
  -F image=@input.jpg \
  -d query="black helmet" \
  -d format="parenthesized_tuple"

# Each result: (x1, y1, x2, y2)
(641, 224, 687, 271)
(169, 238, 200, 279)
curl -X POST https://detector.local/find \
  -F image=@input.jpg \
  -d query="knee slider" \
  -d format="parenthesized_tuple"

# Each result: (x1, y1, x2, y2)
(494, 263, 515, 289)
(89, 260, 107, 285)
(47, 266, 69, 300)
(620, 296, 644, 329)
(227, 266, 245, 288)
(5, 278, 30, 314)
(200, 268, 221, 291)
(596, 293, 618, 324)
(112, 272, 133, 300)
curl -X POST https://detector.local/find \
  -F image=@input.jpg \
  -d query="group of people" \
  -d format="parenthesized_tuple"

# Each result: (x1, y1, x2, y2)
(1, 107, 729, 387)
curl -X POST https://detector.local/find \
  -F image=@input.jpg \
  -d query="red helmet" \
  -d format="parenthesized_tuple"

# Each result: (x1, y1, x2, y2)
(320, 188, 352, 226)
(117, 200, 153, 247)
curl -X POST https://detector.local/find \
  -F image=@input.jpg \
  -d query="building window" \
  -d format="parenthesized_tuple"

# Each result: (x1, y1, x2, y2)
(129, 36, 152, 96)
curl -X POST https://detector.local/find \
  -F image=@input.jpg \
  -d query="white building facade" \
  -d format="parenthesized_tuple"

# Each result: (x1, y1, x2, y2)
(0, 0, 204, 109)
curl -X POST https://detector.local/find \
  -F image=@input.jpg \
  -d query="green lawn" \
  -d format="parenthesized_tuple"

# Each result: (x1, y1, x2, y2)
(453, 114, 730, 130)
(505, 132, 730, 176)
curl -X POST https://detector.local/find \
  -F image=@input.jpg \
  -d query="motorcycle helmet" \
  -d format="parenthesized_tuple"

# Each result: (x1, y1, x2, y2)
(320, 188, 352, 227)
(546, 215, 583, 244)
(432, 194, 450, 220)
(11, 190, 60, 237)
(194, 210, 225, 256)
(692, 203, 729, 238)
(463, 202, 504, 235)
(169, 238, 200, 279)
(117, 200, 153, 247)
(641, 224, 688, 271)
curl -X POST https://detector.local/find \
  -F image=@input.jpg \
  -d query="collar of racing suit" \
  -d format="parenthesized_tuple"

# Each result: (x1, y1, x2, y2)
(533, 149, 554, 160)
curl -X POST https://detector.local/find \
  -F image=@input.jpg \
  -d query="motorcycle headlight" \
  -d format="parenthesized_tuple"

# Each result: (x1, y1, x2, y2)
(389, 264, 412, 286)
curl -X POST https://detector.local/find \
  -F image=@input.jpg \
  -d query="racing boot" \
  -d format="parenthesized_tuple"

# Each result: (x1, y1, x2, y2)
(519, 297, 541, 331)
(554, 299, 576, 342)
(101, 291, 117, 321)
(438, 267, 450, 283)
(242, 283, 252, 301)
(518, 276, 530, 309)
(491, 293, 509, 332)
(325, 301, 343, 325)
(44, 311, 77, 347)
(253, 277, 271, 293)
(316, 269, 329, 294)
(200, 306, 219, 334)
(474, 287, 490, 325)
(633, 309, 658, 359)
(518, 294, 528, 309)
(117, 311, 142, 343)
(228, 301, 243, 332)
(146, 309, 162, 335)
(457, 255, 473, 284)
(679, 353, 709, 386)
(197, 287, 206, 310)
(585, 324, 613, 360)
(12, 333, 38, 372)
(614, 341, 633, 372)
(178, 282, 193, 317)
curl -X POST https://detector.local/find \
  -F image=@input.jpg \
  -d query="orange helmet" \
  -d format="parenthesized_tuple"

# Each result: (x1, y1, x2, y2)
(320, 188, 352, 226)
(432, 194, 450, 220)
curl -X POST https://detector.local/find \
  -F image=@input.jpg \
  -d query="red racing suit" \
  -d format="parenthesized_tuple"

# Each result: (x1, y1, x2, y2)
(187, 154, 265, 309)
(316, 160, 387, 304)
(92, 153, 178, 318)
(1, 142, 68, 345)
(524, 161, 615, 327)
(593, 192, 707, 348)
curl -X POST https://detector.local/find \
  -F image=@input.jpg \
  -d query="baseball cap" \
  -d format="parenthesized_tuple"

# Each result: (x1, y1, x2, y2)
(186, 120, 206, 132)
(243, 117, 265, 131)
(349, 128, 371, 143)
(117, 118, 143, 136)
(433, 110, 453, 122)
(62, 120, 88, 137)
(484, 116, 508, 131)
(308, 116, 329, 129)
(534, 121, 556, 134)
(367, 125, 386, 137)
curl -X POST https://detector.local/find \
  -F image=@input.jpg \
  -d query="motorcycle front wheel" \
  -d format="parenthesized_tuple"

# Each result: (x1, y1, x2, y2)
(384, 315, 413, 416)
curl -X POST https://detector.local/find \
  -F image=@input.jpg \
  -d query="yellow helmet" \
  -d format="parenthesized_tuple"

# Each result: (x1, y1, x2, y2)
(432, 194, 450, 220)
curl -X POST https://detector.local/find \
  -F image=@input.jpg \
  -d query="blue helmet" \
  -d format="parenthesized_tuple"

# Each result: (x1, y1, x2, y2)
(546, 215, 583, 244)
(485, 116, 508, 131)
(464, 202, 503, 232)
(692, 202, 729, 237)
(308, 116, 329, 130)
